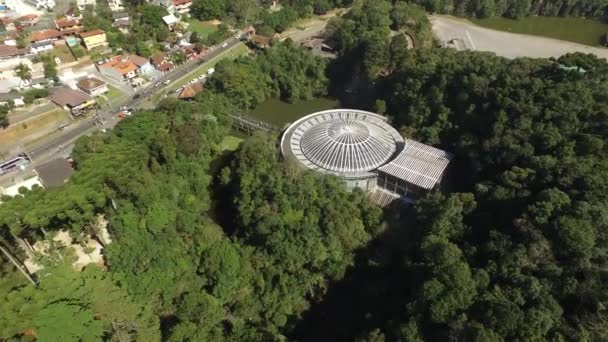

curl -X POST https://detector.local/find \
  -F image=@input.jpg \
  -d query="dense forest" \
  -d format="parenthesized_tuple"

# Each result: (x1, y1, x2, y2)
(2, 0, 608, 340)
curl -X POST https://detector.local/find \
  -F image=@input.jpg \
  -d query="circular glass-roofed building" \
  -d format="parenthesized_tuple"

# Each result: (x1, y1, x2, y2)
(280, 109, 404, 189)
(281, 109, 454, 205)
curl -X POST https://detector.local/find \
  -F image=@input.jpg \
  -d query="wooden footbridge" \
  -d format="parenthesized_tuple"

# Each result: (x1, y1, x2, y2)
(230, 114, 278, 135)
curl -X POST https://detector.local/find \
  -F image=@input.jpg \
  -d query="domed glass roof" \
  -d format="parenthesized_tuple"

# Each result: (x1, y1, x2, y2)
(281, 109, 404, 178)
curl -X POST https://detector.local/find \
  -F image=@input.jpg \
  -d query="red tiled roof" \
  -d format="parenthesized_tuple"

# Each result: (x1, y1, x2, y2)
(0, 45, 28, 58)
(30, 29, 62, 42)
(172, 0, 191, 5)
(79, 29, 105, 38)
(100, 56, 138, 75)
(250, 34, 271, 46)
(76, 77, 106, 91)
(48, 87, 91, 107)
(178, 82, 203, 99)
(157, 62, 174, 71)
(56, 18, 80, 29)
(150, 52, 166, 66)
(18, 14, 38, 21)
(126, 54, 148, 67)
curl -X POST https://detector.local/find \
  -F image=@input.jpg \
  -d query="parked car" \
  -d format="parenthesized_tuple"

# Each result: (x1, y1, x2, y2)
(133, 94, 140, 100)
(163, 79, 171, 85)
(207, 68, 215, 75)
(221, 42, 228, 48)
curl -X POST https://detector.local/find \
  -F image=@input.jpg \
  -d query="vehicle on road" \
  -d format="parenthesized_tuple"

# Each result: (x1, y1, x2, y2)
(207, 68, 215, 75)
(163, 79, 171, 85)
(221, 42, 228, 48)
(133, 94, 140, 100)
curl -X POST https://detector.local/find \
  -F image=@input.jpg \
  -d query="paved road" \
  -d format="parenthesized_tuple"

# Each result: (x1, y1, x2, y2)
(26, 35, 244, 163)
(431, 15, 608, 59)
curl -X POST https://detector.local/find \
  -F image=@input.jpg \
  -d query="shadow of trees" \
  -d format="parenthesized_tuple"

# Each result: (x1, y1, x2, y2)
(289, 206, 422, 341)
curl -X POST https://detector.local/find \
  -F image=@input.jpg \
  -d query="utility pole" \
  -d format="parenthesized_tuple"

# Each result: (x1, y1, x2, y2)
(0, 244, 37, 286)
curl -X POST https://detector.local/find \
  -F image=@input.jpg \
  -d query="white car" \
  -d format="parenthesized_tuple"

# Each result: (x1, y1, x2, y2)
(221, 42, 228, 48)
(207, 68, 215, 75)
(163, 79, 171, 85)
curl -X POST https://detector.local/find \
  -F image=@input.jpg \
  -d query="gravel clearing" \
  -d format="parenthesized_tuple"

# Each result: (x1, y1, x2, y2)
(431, 15, 608, 60)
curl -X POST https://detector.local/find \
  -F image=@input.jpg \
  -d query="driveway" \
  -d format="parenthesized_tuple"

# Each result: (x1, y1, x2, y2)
(431, 15, 608, 59)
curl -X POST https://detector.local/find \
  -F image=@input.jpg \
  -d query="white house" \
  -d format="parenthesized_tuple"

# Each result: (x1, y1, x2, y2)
(31, 41, 54, 54)
(76, 77, 108, 96)
(76, 0, 95, 10)
(107, 0, 124, 11)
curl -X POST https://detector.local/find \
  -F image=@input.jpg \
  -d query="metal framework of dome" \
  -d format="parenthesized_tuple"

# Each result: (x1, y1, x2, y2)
(281, 109, 404, 178)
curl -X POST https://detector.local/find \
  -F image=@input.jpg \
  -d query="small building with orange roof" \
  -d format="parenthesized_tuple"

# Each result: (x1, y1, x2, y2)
(30, 29, 62, 43)
(97, 55, 138, 85)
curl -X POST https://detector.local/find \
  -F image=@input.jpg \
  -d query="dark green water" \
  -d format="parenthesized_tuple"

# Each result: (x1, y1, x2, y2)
(248, 97, 339, 126)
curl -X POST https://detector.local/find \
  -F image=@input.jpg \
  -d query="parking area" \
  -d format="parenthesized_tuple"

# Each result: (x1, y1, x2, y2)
(431, 15, 608, 59)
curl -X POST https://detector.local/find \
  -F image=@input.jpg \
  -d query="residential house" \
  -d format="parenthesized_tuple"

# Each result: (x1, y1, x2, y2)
(180, 45, 198, 60)
(178, 82, 203, 101)
(2, 32, 18, 46)
(154, 0, 174, 14)
(98, 55, 138, 85)
(48, 87, 96, 116)
(1, 17, 15, 31)
(76, 0, 95, 10)
(156, 61, 175, 73)
(30, 29, 62, 44)
(178, 31, 191, 46)
(150, 52, 174, 72)
(301, 37, 334, 54)
(112, 19, 130, 34)
(111, 11, 129, 21)
(162, 14, 179, 31)
(107, 0, 124, 11)
(0, 90, 24, 107)
(22, 0, 55, 10)
(79, 29, 108, 50)
(30, 76, 47, 89)
(76, 77, 108, 96)
(64, 7, 82, 20)
(31, 41, 54, 54)
(244, 26, 256, 39)
(0, 45, 30, 60)
(55, 18, 83, 35)
(17, 14, 39, 27)
(172, 0, 192, 14)
(126, 54, 156, 76)
(249, 35, 271, 49)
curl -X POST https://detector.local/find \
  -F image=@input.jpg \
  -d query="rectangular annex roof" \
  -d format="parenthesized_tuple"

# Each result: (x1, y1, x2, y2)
(377, 139, 452, 190)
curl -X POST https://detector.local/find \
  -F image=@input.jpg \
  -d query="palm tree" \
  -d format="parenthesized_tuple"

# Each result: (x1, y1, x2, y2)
(14, 63, 32, 88)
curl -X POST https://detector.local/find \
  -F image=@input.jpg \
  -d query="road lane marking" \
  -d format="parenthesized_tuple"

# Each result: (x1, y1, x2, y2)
(465, 30, 476, 50)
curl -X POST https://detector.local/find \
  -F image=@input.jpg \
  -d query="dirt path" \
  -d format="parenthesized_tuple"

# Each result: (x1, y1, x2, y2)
(431, 15, 608, 59)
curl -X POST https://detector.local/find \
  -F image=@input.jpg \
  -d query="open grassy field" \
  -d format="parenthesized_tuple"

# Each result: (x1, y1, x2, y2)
(220, 135, 244, 151)
(187, 19, 218, 38)
(53, 45, 76, 63)
(248, 97, 338, 126)
(97, 85, 125, 108)
(471, 16, 608, 46)
(0, 110, 69, 151)
(168, 43, 249, 91)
